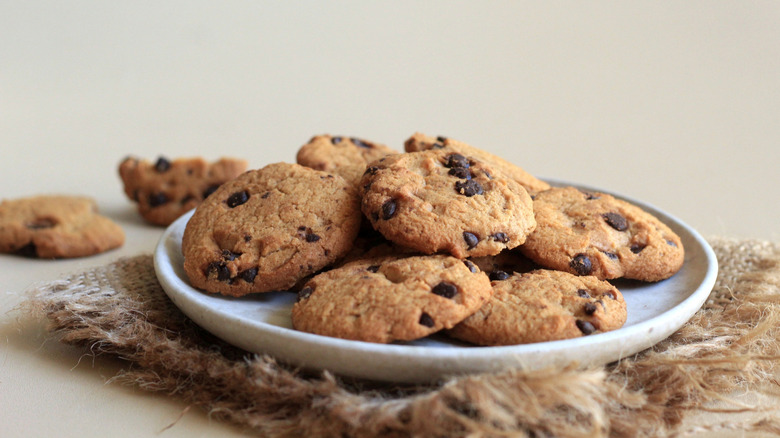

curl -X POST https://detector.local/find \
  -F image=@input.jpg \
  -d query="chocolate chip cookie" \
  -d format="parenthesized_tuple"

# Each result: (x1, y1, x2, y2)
(292, 254, 492, 343)
(119, 155, 248, 226)
(448, 269, 626, 345)
(296, 134, 398, 187)
(0, 195, 124, 258)
(520, 186, 684, 282)
(359, 149, 536, 259)
(182, 162, 361, 297)
(404, 133, 550, 194)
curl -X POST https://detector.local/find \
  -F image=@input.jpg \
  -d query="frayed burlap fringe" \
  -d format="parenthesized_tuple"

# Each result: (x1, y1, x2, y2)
(19, 237, 780, 437)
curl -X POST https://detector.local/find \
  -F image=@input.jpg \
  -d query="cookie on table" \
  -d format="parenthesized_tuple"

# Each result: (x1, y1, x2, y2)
(182, 162, 361, 297)
(292, 254, 492, 343)
(448, 269, 626, 346)
(119, 155, 248, 226)
(520, 186, 684, 282)
(0, 195, 124, 258)
(404, 132, 550, 194)
(296, 135, 399, 187)
(359, 149, 536, 259)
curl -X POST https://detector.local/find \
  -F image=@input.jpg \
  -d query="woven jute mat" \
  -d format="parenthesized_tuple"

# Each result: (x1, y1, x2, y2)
(19, 237, 780, 437)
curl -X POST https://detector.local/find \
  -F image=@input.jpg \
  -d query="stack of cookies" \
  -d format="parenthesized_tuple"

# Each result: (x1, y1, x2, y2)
(181, 133, 685, 346)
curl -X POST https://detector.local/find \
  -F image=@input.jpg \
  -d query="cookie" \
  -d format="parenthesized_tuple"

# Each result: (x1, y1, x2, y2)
(359, 149, 536, 258)
(296, 135, 398, 187)
(520, 186, 684, 282)
(404, 133, 550, 194)
(119, 155, 248, 226)
(0, 195, 124, 258)
(448, 269, 626, 346)
(182, 162, 361, 297)
(291, 254, 492, 343)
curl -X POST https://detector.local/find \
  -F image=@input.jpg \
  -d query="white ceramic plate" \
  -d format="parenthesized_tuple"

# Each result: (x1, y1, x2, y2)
(154, 181, 718, 383)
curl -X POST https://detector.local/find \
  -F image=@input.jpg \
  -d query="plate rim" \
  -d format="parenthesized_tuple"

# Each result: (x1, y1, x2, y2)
(153, 179, 718, 381)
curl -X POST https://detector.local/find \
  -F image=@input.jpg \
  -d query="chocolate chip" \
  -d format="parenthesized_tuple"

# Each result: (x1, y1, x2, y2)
(244, 234, 252, 242)
(419, 312, 435, 327)
(630, 244, 646, 254)
(261, 191, 271, 199)
(489, 270, 510, 281)
(26, 218, 56, 229)
(297, 286, 313, 302)
(306, 233, 321, 243)
(603, 212, 628, 231)
(463, 232, 479, 249)
(14, 242, 37, 258)
(367, 265, 380, 273)
(436, 136, 448, 142)
(463, 260, 478, 273)
(364, 166, 379, 176)
(584, 303, 598, 315)
(445, 153, 469, 169)
(581, 191, 600, 200)
(666, 239, 678, 247)
(227, 190, 249, 208)
(432, 282, 458, 299)
(202, 185, 220, 199)
(448, 167, 472, 179)
(576, 320, 596, 335)
(207, 262, 231, 282)
(602, 251, 619, 260)
(570, 254, 592, 275)
(154, 156, 171, 172)
(605, 290, 618, 300)
(492, 232, 509, 243)
(351, 137, 372, 148)
(381, 199, 397, 220)
(455, 180, 484, 197)
(432, 142, 445, 149)
(577, 289, 591, 298)
(221, 249, 239, 261)
(180, 195, 196, 205)
(239, 267, 257, 283)
(148, 192, 168, 207)
(331, 136, 343, 144)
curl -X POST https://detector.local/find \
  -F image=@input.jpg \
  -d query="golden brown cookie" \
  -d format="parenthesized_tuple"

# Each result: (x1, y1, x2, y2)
(359, 149, 536, 259)
(448, 269, 626, 346)
(296, 134, 398, 187)
(404, 132, 550, 194)
(291, 254, 492, 343)
(520, 186, 684, 282)
(182, 162, 361, 297)
(119, 155, 248, 226)
(0, 195, 124, 258)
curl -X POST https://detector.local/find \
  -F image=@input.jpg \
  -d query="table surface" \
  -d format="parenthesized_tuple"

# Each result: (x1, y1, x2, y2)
(2, 2, 778, 437)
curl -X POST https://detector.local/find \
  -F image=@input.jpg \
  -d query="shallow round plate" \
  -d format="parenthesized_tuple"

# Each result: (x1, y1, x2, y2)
(154, 180, 718, 383)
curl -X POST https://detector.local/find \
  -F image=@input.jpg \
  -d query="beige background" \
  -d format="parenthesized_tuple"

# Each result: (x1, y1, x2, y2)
(1, 1, 778, 437)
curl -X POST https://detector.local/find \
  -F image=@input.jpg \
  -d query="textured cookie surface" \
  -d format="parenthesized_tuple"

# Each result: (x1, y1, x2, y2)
(404, 133, 550, 194)
(182, 162, 361, 297)
(359, 149, 536, 259)
(292, 254, 492, 343)
(296, 135, 398, 187)
(520, 186, 684, 282)
(448, 269, 626, 345)
(119, 155, 248, 226)
(0, 195, 124, 258)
